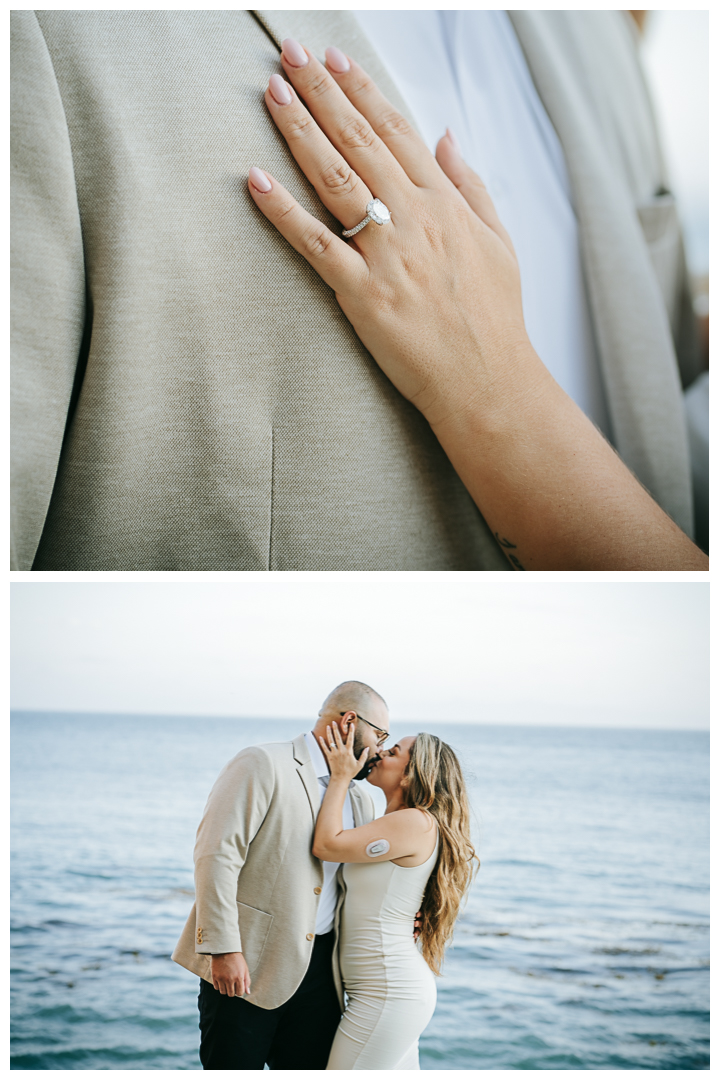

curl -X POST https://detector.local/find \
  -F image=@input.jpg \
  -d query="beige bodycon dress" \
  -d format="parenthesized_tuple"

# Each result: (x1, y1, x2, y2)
(327, 831, 439, 1070)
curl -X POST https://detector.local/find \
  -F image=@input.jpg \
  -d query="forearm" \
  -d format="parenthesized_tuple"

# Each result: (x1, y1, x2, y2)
(430, 342, 708, 571)
(313, 778, 350, 859)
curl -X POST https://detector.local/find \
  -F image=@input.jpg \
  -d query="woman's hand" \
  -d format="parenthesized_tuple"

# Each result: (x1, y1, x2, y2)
(247, 40, 535, 431)
(247, 39, 708, 570)
(319, 721, 369, 784)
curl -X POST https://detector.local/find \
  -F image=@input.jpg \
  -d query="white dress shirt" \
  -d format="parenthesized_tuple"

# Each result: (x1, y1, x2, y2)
(353, 9, 612, 438)
(303, 732, 356, 935)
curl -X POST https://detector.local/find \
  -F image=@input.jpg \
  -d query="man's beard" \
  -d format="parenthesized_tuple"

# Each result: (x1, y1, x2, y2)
(353, 732, 381, 781)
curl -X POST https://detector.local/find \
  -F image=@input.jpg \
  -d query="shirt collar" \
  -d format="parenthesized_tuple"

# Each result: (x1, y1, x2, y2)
(303, 732, 354, 787)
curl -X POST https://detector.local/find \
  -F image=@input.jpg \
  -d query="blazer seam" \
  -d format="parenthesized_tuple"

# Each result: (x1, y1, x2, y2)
(31, 12, 90, 348)
(250, 10, 282, 52)
(25, 12, 91, 567)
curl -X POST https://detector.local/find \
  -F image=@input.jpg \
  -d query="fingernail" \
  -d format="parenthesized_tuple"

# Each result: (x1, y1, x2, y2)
(282, 37, 308, 68)
(269, 73, 292, 105)
(325, 46, 350, 74)
(446, 127, 461, 153)
(249, 166, 272, 193)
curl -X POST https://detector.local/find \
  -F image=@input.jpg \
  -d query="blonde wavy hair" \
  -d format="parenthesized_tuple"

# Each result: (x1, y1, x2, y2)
(403, 733, 479, 975)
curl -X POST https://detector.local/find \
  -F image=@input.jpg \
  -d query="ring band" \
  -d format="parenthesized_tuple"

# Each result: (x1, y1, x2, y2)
(342, 197, 392, 238)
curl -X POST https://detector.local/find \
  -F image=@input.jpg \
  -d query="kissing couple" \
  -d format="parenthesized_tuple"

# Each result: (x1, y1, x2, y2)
(173, 681, 478, 1069)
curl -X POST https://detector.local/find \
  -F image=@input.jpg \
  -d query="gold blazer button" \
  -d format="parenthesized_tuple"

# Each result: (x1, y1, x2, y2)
(306, 933, 314, 941)
(314, 886, 322, 895)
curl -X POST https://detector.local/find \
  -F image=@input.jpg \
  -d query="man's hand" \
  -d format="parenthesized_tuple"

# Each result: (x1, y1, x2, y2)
(211, 952, 251, 997)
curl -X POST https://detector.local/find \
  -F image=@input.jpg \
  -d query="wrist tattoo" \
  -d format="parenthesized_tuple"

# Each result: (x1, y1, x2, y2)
(495, 533, 525, 570)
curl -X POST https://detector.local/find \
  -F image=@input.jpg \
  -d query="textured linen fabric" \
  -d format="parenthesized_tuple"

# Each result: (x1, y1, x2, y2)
(11, 10, 698, 568)
(172, 734, 375, 1011)
(11, 9, 506, 571)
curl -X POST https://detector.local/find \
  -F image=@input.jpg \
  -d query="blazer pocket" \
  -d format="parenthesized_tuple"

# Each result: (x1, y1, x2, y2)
(236, 901, 274, 975)
(636, 192, 683, 333)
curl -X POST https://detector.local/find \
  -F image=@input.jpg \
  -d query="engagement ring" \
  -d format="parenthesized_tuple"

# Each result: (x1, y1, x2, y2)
(342, 198, 391, 238)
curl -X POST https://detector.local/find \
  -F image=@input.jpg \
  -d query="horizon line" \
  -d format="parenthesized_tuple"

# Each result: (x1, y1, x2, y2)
(9, 707, 709, 733)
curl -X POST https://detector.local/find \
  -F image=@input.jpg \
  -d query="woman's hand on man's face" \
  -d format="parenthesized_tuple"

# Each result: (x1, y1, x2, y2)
(247, 39, 531, 432)
(319, 721, 369, 782)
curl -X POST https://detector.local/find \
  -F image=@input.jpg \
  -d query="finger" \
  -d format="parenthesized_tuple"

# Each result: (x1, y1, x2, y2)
(280, 38, 411, 206)
(248, 167, 366, 291)
(324, 48, 446, 191)
(435, 130, 516, 255)
(264, 75, 378, 235)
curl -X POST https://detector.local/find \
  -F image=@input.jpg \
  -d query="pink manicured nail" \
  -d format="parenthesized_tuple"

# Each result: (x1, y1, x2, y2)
(446, 127, 462, 153)
(282, 37, 309, 68)
(249, 166, 272, 193)
(269, 73, 292, 105)
(325, 46, 350, 74)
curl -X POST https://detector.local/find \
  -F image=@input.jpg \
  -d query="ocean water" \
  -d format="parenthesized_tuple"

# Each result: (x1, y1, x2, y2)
(10, 714, 709, 1070)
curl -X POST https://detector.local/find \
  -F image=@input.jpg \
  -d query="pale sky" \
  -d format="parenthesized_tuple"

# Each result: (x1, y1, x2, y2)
(10, 580, 708, 730)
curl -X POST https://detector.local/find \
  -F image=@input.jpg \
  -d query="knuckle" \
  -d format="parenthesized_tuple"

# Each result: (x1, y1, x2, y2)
(336, 115, 376, 152)
(301, 68, 333, 100)
(462, 174, 488, 198)
(301, 224, 333, 259)
(375, 109, 412, 140)
(275, 198, 298, 225)
(318, 158, 360, 197)
(349, 71, 375, 100)
(284, 111, 315, 142)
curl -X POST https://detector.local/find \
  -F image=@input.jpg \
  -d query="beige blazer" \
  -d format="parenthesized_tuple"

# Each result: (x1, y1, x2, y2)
(172, 734, 375, 1011)
(11, 11, 698, 569)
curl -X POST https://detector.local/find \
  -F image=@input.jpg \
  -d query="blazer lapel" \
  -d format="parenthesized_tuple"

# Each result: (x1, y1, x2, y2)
(349, 783, 371, 827)
(508, 11, 693, 534)
(292, 734, 320, 823)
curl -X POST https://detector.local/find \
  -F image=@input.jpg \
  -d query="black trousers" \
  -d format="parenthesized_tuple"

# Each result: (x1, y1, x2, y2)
(198, 930, 342, 1070)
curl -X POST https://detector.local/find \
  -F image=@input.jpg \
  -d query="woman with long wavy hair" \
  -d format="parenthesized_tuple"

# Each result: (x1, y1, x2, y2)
(312, 722, 478, 1069)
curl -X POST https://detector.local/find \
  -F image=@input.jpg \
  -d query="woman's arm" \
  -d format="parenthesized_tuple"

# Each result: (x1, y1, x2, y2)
(427, 337, 705, 571)
(247, 43, 708, 571)
(312, 723, 430, 863)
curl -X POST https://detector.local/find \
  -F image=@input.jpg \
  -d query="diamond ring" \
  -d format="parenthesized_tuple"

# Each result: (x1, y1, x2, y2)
(342, 197, 392, 238)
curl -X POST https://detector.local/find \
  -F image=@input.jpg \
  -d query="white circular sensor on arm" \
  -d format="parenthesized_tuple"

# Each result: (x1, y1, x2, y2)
(366, 839, 390, 857)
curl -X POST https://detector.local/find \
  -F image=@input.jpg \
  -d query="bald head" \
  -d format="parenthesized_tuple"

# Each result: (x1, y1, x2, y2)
(320, 680, 388, 718)
(313, 681, 389, 778)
